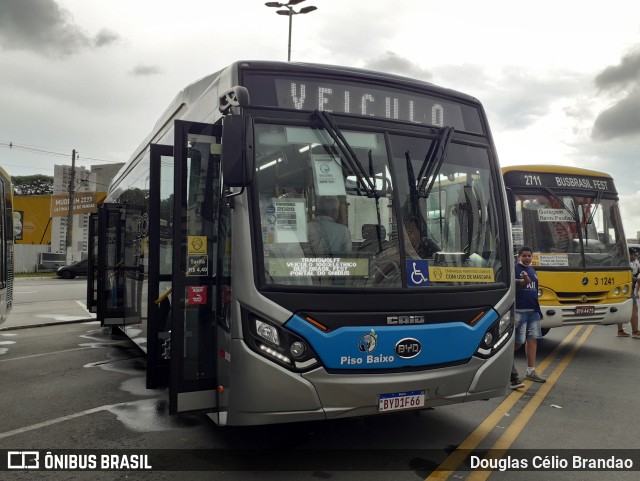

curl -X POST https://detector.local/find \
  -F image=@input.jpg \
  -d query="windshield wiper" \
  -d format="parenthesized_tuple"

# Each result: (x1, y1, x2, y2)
(542, 187, 579, 220)
(313, 110, 379, 199)
(404, 150, 442, 258)
(368, 149, 385, 253)
(584, 191, 602, 226)
(417, 126, 454, 198)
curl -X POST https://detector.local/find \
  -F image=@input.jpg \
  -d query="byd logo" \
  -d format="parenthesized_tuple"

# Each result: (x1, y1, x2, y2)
(395, 338, 422, 358)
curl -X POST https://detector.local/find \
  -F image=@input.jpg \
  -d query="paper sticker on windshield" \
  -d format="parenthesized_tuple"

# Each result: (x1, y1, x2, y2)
(511, 226, 524, 245)
(407, 260, 430, 286)
(538, 208, 573, 222)
(312, 156, 346, 196)
(273, 199, 308, 243)
(533, 254, 569, 267)
(428, 267, 495, 283)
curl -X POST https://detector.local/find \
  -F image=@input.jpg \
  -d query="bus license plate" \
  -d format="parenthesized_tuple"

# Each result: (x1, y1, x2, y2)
(575, 306, 595, 315)
(379, 390, 425, 412)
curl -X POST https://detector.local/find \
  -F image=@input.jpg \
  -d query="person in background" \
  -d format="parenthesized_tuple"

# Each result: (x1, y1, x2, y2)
(308, 196, 352, 257)
(511, 246, 546, 386)
(617, 247, 640, 338)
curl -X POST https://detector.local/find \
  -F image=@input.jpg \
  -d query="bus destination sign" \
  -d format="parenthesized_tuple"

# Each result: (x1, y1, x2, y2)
(504, 171, 616, 194)
(244, 74, 484, 133)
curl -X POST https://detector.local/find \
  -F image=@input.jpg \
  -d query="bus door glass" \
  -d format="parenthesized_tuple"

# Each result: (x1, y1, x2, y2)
(86, 212, 98, 313)
(170, 120, 222, 414)
(146, 143, 173, 388)
(121, 202, 145, 329)
(96, 203, 127, 325)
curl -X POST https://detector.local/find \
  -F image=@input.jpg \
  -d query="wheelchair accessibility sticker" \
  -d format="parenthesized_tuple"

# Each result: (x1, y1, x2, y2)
(407, 260, 430, 286)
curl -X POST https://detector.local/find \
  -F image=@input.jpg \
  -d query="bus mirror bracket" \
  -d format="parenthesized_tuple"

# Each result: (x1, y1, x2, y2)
(505, 187, 517, 223)
(219, 86, 250, 114)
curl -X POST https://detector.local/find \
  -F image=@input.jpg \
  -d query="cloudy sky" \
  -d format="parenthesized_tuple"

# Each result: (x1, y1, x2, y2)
(3, 0, 640, 234)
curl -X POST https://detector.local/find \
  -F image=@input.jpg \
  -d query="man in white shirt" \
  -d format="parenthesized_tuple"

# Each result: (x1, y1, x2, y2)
(617, 248, 640, 338)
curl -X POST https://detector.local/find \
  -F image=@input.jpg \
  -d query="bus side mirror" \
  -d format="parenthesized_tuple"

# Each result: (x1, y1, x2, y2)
(222, 114, 254, 187)
(506, 187, 517, 223)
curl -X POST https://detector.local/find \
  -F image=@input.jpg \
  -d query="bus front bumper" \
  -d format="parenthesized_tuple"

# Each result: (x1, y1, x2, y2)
(216, 335, 514, 426)
(539, 298, 633, 328)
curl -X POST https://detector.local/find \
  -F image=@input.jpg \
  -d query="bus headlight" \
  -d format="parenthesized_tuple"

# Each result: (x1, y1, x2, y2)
(498, 309, 513, 337)
(245, 313, 320, 372)
(622, 285, 629, 295)
(475, 306, 514, 359)
(255, 320, 280, 346)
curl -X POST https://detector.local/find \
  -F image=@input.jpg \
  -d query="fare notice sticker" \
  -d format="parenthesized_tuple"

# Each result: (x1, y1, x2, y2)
(429, 267, 495, 283)
(186, 255, 208, 276)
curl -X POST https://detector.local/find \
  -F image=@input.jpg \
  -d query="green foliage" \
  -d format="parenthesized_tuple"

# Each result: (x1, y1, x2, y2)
(13, 175, 54, 196)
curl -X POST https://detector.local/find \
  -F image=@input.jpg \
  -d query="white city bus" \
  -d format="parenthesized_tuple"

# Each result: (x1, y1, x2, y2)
(90, 60, 515, 425)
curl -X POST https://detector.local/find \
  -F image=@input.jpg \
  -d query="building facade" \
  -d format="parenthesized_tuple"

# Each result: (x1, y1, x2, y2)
(12, 163, 123, 271)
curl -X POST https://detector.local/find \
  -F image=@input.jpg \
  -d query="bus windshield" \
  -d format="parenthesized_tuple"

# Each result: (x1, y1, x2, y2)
(254, 122, 505, 288)
(513, 192, 627, 268)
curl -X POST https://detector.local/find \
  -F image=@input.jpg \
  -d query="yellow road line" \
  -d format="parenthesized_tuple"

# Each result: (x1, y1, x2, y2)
(465, 325, 594, 481)
(425, 325, 584, 481)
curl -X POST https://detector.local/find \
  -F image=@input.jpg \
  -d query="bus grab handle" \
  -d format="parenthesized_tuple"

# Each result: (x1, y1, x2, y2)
(154, 287, 173, 305)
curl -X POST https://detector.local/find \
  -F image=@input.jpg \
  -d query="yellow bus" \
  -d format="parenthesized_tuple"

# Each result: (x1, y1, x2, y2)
(0, 167, 13, 325)
(503, 165, 632, 331)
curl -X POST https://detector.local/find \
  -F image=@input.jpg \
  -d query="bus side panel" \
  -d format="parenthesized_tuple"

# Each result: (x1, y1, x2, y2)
(221, 339, 325, 426)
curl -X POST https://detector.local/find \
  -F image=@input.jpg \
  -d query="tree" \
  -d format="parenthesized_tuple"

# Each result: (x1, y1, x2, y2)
(12, 175, 54, 196)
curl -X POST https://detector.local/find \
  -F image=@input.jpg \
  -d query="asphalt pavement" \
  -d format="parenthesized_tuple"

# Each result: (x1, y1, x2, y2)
(0, 276, 95, 331)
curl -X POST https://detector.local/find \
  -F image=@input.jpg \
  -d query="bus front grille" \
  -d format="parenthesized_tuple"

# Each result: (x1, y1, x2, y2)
(556, 292, 608, 305)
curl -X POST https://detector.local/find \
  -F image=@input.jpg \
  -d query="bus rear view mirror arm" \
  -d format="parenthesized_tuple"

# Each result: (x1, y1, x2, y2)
(219, 86, 250, 114)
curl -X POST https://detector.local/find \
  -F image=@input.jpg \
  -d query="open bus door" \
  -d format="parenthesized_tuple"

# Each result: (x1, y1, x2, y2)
(169, 120, 223, 415)
(96, 203, 127, 326)
(146, 143, 174, 388)
(86, 212, 98, 314)
(96, 201, 146, 328)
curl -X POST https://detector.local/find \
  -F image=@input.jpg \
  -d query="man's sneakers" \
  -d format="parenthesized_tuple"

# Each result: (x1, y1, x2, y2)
(511, 370, 546, 388)
(510, 376, 525, 389)
(525, 370, 546, 383)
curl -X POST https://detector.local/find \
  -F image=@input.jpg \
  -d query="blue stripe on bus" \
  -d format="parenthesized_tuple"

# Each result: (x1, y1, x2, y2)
(285, 310, 499, 370)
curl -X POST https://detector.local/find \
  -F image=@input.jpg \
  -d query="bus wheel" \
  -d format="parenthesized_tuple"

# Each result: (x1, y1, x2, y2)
(541, 328, 550, 337)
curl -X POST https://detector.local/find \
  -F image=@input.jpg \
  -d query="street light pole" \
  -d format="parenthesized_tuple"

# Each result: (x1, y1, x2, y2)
(287, 9, 293, 62)
(265, 0, 317, 62)
(66, 149, 76, 255)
